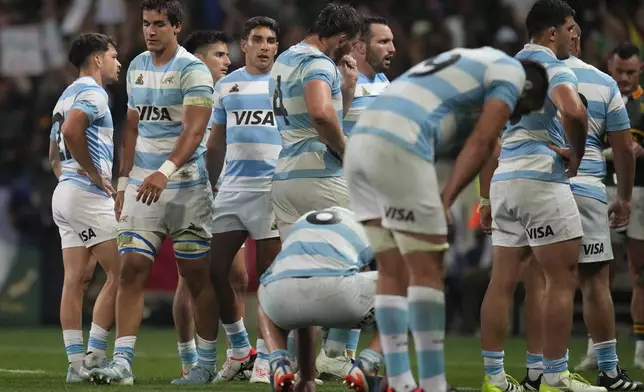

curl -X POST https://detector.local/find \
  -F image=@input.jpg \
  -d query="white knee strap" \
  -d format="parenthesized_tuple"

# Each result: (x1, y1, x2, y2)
(363, 226, 397, 253)
(392, 231, 449, 255)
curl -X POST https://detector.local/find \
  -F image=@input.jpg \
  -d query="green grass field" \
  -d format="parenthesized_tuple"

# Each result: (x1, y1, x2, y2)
(1, 327, 643, 392)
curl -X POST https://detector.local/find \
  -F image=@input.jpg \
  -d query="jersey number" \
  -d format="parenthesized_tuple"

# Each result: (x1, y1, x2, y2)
(306, 209, 342, 225)
(52, 112, 69, 161)
(273, 75, 290, 125)
(409, 54, 461, 77)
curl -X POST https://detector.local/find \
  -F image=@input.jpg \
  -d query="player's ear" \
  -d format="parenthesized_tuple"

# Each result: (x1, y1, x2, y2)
(240, 39, 248, 54)
(174, 22, 182, 36)
(94, 53, 103, 69)
(548, 26, 557, 42)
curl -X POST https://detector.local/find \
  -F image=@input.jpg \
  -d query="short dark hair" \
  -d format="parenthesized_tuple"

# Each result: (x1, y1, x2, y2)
(521, 59, 549, 99)
(310, 3, 363, 40)
(141, 0, 183, 27)
(361, 15, 388, 40)
(183, 30, 229, 54)
(525, 0, 575, 39)
(613, 41, 641, 60)
(242, 16, 279, 40)
(68, 33, 116, 69)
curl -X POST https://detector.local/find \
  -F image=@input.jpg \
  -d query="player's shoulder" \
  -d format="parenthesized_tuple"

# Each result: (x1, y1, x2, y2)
(128, 51, 152, 70)
(565, 56, 615, 86)
(71, 77, 107, 100)
(464, 46, 520, 66)
(281, 43, 334, 68)
(171, 46, 209, 72)
(219, 67, 252, 84)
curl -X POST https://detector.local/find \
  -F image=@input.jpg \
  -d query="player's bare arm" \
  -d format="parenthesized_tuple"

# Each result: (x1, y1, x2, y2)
(477, 139, 501, 234)
(441, 99, 512, 208)
(115, 108, 139, 220)
(608, 128, 635, 227)
(339, 54, 358, 118)
(49, 140, 62, 179)
(304, 79, 346, 159)
(205, 122, 227, 192)
(62, 109, 115, 196)
(550, 83, 589, 168)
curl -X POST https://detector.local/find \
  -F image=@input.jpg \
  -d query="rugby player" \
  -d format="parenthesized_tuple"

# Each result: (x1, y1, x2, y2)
(477, 1, 592, 391)
(206, 16, 281, 384)
(49, 32, 121, 383)
(89, 0, 219, 385)
(511, 27, 643, 391)
(268, 2, 362, 239)
(257, 207, 383, 392)
(319, 14, 396, 380)
(577, 42, 644, 371)
(344, 37, 548, 392)
(171, 29, 232, 377)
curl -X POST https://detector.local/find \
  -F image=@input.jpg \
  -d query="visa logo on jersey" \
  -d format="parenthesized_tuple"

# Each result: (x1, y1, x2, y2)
(526, 225, 554, 239)
(583, 243, 604, 255)
(384, 207, 415, 222)
(137, 105, 173, 121)
(233, 110, 274, 126)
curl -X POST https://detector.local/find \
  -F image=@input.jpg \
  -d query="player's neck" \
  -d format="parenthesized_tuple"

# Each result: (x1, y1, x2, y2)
(79, 69, 103, 88)
(529, 38, 556, 56)
(358, 61, 375, 79)
(245, 62, 271, 76)
(303, 35, 327, 54)
(151, 41, 179, 67)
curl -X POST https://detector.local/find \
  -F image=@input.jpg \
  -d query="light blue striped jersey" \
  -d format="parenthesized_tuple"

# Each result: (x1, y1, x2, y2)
(492, 44, 578, 184)
(212, 67, 282, 192)
(565, 56, 630, 203)
(269, 43, 344, 181)
(50, 76, 113, 197)
(351, 47, 526, 162)
(343, 72, 389, 136)
(126, 46, 214, 189)
(260, 207, 374, 285)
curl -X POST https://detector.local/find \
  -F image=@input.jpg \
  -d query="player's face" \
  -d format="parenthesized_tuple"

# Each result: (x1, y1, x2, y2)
(552, 16, 577, 60)
(100, 44, 121, 83)
(365, 24, 395, 73)
(609, 55, 642, 96)
(197, 42, 231, 82)
(329, 34, 358, 63)
(142, 10, 181, 53)
(241, 26, 278, 72)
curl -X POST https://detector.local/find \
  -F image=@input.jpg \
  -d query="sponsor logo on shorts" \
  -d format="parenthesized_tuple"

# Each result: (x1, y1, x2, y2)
(232, 110, 275, 126)
(583, 243, 604, 255)
(384, 207, 415, 222)
(137, 105, 172, 121)
(526, 225, 554, 240)
(78, 228, 97, 242)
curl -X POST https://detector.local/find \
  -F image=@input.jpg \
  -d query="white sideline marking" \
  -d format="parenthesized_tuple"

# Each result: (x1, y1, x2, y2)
(0, 368, 48, 374)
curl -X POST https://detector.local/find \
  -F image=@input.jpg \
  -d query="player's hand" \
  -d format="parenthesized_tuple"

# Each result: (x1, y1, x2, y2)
(633, 141, 644, 159)
(608, 197, 631, 229)
(479, 204, 492, 235)
(548, 144, 580, 178)
(78, 169, 115, 197)
(339, 55, 358, 88)
(114, 191, 125, 222)
(136, 171, 168, 205)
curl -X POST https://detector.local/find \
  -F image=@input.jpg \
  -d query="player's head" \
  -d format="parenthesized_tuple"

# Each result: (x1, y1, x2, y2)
(68, 33, 121, 84)
(310, 3, 363, 62)
(241, 16, 279, 73)
(141, 0, 183, 54)
(570, 25, 581, 58)
(525, 0, 577, 60)
(511, 60, 549, 120)
(608, 41, 642, 96)
(184, 30, 231, 81)
(353, 16, 395, 74)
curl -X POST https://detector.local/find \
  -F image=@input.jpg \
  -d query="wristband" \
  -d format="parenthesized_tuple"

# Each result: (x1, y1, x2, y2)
(478, 197, 491, 212)
(117, 177, 128, 192)
(158, 160, 178, 178)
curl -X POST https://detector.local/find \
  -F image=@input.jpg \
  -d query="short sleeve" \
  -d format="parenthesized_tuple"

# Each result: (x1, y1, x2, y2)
(606, 81, 631, 132)
(181, 60, 214, 107)
(484, 58, 525, 112)
(211, 80, 226, 125)
(126, 62, 136, 110)
(547, 64, 578, 99)
(71, 88, 108, 124)
(302, 57, 337, 88)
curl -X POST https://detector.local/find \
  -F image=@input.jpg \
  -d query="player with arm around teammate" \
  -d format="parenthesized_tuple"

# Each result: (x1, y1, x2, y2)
(258, 207, 384, 392)
(90, 0, 219, 385)
(344, 44, 549, 391)
(50, 32, 121, 383)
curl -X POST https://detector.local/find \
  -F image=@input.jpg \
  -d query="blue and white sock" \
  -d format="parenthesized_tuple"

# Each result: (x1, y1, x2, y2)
(409, 286, 446, 392)
(196, 335, 217, 371)
(87, 323, 109, 358)
(113, 336, 137, 371)
(527, 352, 544, 381)
(376, 294, 417, 392)
(543, 350, 569, 386)
(595, 340, 618, 378)
(63, 329, 84, 371)
(347, 329, 361, 358)
(358, 348, 384, 375)
(325, 329, 349, 357)
(177, 339, 197, 373)
(482, 350, 506, 386)
(269, 349, 291, 374)
(256, 338, 270, 363)
(222, 319, 251, 359)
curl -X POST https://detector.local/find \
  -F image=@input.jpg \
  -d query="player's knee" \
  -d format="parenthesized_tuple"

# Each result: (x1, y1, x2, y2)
(172, 231, 210, 261)
(117, 230, 162, 262)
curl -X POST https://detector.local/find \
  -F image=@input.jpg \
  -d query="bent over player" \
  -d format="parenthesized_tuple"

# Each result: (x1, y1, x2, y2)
(90, 0, 219, 385)
(49, 32, 121, 383)
(344, 45, 548, 392)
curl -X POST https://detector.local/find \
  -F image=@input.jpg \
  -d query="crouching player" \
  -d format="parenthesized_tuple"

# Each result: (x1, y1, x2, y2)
(257, 207, 384, 392)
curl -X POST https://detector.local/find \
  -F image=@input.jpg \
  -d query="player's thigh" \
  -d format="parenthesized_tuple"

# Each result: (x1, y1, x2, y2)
(211, 191, 246, 235)
(258, 279, 313, 330)
(61, 246, 93, 283)
(344, 138, 381, 225)
(627, 187, 644, 241)
(490, 181, 529, 248)
(575, 194, 613, 264)
(349, 272, 378, 329)
(166, 184, 214, 262)
(271, 182, 299, 240)
(90, 239, 120, 275)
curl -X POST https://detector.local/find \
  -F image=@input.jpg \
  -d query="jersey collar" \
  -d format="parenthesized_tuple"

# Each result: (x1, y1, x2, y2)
(522, 43, 557, 59)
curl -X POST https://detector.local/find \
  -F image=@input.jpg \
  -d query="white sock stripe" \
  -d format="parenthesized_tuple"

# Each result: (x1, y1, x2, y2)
(407, 286, 445, 304)
(89, 322, 110, 336)
(196, 335, 217, 348)
(222, 319, 246, 335)
(380, 333, 410, 354)
(419, 374, 447, 392)
(593, 339, 617, 349)
(375, 294, 408, 310)
(411, 330, 445, 351)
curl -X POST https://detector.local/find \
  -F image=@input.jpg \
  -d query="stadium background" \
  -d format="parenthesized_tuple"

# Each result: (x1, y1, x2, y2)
(0, 0, 643, 390)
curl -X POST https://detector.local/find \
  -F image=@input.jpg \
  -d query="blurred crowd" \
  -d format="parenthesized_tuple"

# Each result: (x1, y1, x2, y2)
(0, 0, 643, 328)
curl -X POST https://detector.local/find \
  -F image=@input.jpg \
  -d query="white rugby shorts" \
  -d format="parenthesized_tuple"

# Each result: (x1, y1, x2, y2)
(211, 191, 279, 240)
(258, 271, 377, 330)
(52, 182, 117, 249)
(490, 179, 583, 247)
(575, 194, 613, 263)
(344, 133, 447, 235)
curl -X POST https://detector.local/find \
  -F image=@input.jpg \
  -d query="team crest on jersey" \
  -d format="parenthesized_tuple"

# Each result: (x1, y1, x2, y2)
(229, 84, 240, 93)
(162, 76, 175, 85)
(135, 74, 144, 85)
(271, 220, 278, 231)
(361, 86, 370, 96)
